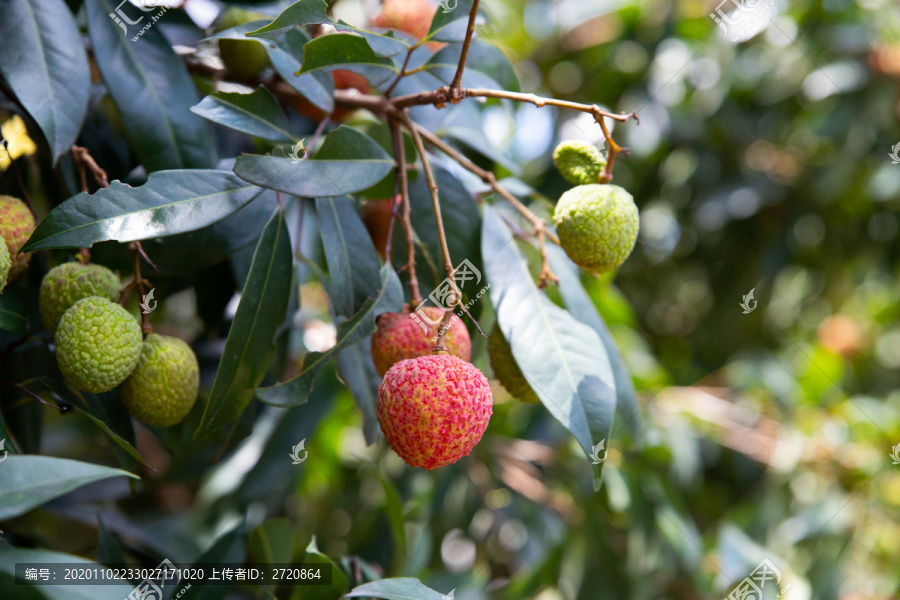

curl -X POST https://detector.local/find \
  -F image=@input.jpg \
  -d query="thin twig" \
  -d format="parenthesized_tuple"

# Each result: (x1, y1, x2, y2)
(71, 145, 110, 189)
(0, 382, 70, 413)
(302, 116, 331, 160)
(383, 46, 415, 98)
(390, 118, 422, 307)
(449, 0, 481, 97)
(121, 242, 153, 336)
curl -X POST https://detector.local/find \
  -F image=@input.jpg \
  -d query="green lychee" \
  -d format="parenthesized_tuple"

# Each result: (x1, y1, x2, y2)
(553, 140, 606, 185)
(371, 305, 471, 377)
(0, 238, 10, 293)
(39, 262, 121, 336)
(0, 195, 36, 281)
(487, 326, 540, 403)
(55, 296, 142, 393)
(216, 8, 270, 80)
(119, 334, 199, 427)
(553, 184, 639, 273)
(377, 354, 493, 470)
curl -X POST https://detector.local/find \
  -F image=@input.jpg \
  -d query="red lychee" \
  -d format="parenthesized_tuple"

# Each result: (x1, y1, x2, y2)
(372, 305, 471, 376)
(372, 0, 444, 50)
(377, 354, 493, 469)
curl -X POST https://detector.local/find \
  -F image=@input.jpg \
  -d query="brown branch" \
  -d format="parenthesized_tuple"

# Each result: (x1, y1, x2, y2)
(449, 0, 481, 97)
(119, 242, 154, 336)
(432, 309, 456, 352)
(71, 145, 109, 189)
(389, 118, 422, 307)
(384, 46, 415, 98)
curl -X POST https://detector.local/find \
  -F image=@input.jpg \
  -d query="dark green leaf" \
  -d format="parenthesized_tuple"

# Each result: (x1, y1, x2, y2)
(423, 40, 520, 91)
(195, 206, 293, 438)
(425, 0, 484, 42)
(316, 197, 385, 318)
(302, 538, 350, 599)
(0, 0, 89, 163)
(203, 20, 269, 41)
(246, 0, 331, 40)
(249, 518, 294, 564)
(96, 517, 128, 566)
(334, 21, 409, 57)
(298, 33, 397, 85)
(23, 170, 265, 252)
(546, 246, 642, 443)
(266, 28, 335, 114)
(85, 0, 215, 171)
(0, 548, 134, 598)
(335, 341, 382, 444)
(234, 126, 394, 197)
(188, 526, 246, 600)
(191, 87, 296, 143)
(482, 205, 616, 488)
(0, 294, 29, 333)
(257, 265, 403, 406)
(345, 578, 447, 600)
(0, 455, 138, 521)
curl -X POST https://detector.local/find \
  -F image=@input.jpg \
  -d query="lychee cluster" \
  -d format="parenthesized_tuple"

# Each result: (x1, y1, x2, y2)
(552, 141, 640, 273)
(0, 195, 36, 290)
(40, 261, 199, 427)
(373, 304, 491, 470)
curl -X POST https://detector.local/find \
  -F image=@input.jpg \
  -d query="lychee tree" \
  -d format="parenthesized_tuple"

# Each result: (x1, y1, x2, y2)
(0, 0, 647, 597)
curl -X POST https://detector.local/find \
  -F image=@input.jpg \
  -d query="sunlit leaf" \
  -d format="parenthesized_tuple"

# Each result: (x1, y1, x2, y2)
(191, 87, 296, 143)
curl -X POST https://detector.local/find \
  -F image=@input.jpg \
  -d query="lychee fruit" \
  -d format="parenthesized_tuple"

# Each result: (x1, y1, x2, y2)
(0, 195, 36, 281)
(119, 334, 200, 427)
(215, 8, 270, 80)
(487, 326, 540, 403)
(39, 262, 121, 336)
(372, 305, 471, 376)
(55, 296, 142, 393)
(0, 239, 10, 293)
(373, 0, 437, 42)
(362, 197, 396, 259)
(377, 354, 493, 469)
(553, 183, 639, 273)
(553, 140, 606, 186)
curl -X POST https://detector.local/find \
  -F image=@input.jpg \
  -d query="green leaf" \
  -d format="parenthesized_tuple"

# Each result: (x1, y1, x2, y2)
(30, 378, 153, 470)
(188, 526, 246, 600)
(0, 548, 134, 599)
(249, 518, 294, 564)
(425, 0, 485, 42)
(423, 40, 520, 91)
(302, 538, 349, 599)
(0, 0, 89, 164)
(256, 265, 403, 407)
(0, 294, 29, 333)
(95, 517, 128, 566)
(85, 0, 215, 171)
(546, 246, 642, 444)
(191, 87, 296, 143)
(266, 28, 335, 114)
(298, 33, 397, 85)
(0, 412, 16, 455)
(482, 205, 616, 489)
(195, 206, 293, 438)
(0, 455, 138, 521)
(334, 21, 409, 57)
(203, 20, 270, 41)
(372, 469, 407, 574)
(345, 578, 448, 600)
(317, 197, 385, 318)
(246, 0, 331, 40)
(335, 341, 382, 444)
(22, 170, 265, 252)
(234, 126, 395, 197)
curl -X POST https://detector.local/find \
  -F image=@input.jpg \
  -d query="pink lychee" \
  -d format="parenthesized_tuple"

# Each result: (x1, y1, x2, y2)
(377, 354, 493, 470)
(371, 305, 471, 376)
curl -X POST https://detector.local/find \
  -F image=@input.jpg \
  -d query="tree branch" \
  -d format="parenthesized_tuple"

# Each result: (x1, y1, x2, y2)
(449, 0, 481, 97)
(389, 118, 423, 307)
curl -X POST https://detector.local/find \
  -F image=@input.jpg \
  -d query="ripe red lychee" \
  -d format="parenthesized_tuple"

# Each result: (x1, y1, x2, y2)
(377, 354, 493, 469)
(373, 0, 436, 40)
(362, 197, 396, 259)
(0, 195, 36, 281)
(372, 305, 471, 376)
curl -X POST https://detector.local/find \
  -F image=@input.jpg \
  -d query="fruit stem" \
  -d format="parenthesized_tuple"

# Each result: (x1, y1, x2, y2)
(388, 119, 423, 307)
(70, 145, 109, 190)
(432, 309, 456, 353)
(449, 0, 482, 99)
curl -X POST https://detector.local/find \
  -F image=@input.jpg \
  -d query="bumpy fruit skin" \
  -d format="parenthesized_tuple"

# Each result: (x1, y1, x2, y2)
(373, 0, 437, 41)
(553, 184, 639, 273)
(119, 334, 200, 427)
(39, 262, 121, 336)
(372, 305, 471, 376)
(487, 326, 540, 403)
(0, 195, 35, 281)
(377, 354, 493, 469)
(553, 140, 606, 185)
(0, 239, 9, 293)
(55, 297, 142, 393)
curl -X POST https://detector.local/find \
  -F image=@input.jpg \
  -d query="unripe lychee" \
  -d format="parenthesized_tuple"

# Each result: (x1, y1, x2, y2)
(55, 296, 142, 393)
(0, 195, 36, 281)
(487, 326, 540, 403)
(39, 262, 121, 336)
(553, 140, 606, 185)
(216, 8, 270, 80)
(372, 305, 471, 376)
(553, 184, 639, 273)
(0, 239, 10, 293)
(377, 354, 493, 469)
(119, 334, 200, 427)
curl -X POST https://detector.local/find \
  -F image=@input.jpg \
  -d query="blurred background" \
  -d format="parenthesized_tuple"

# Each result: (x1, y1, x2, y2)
(2, 0, 900, 599)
